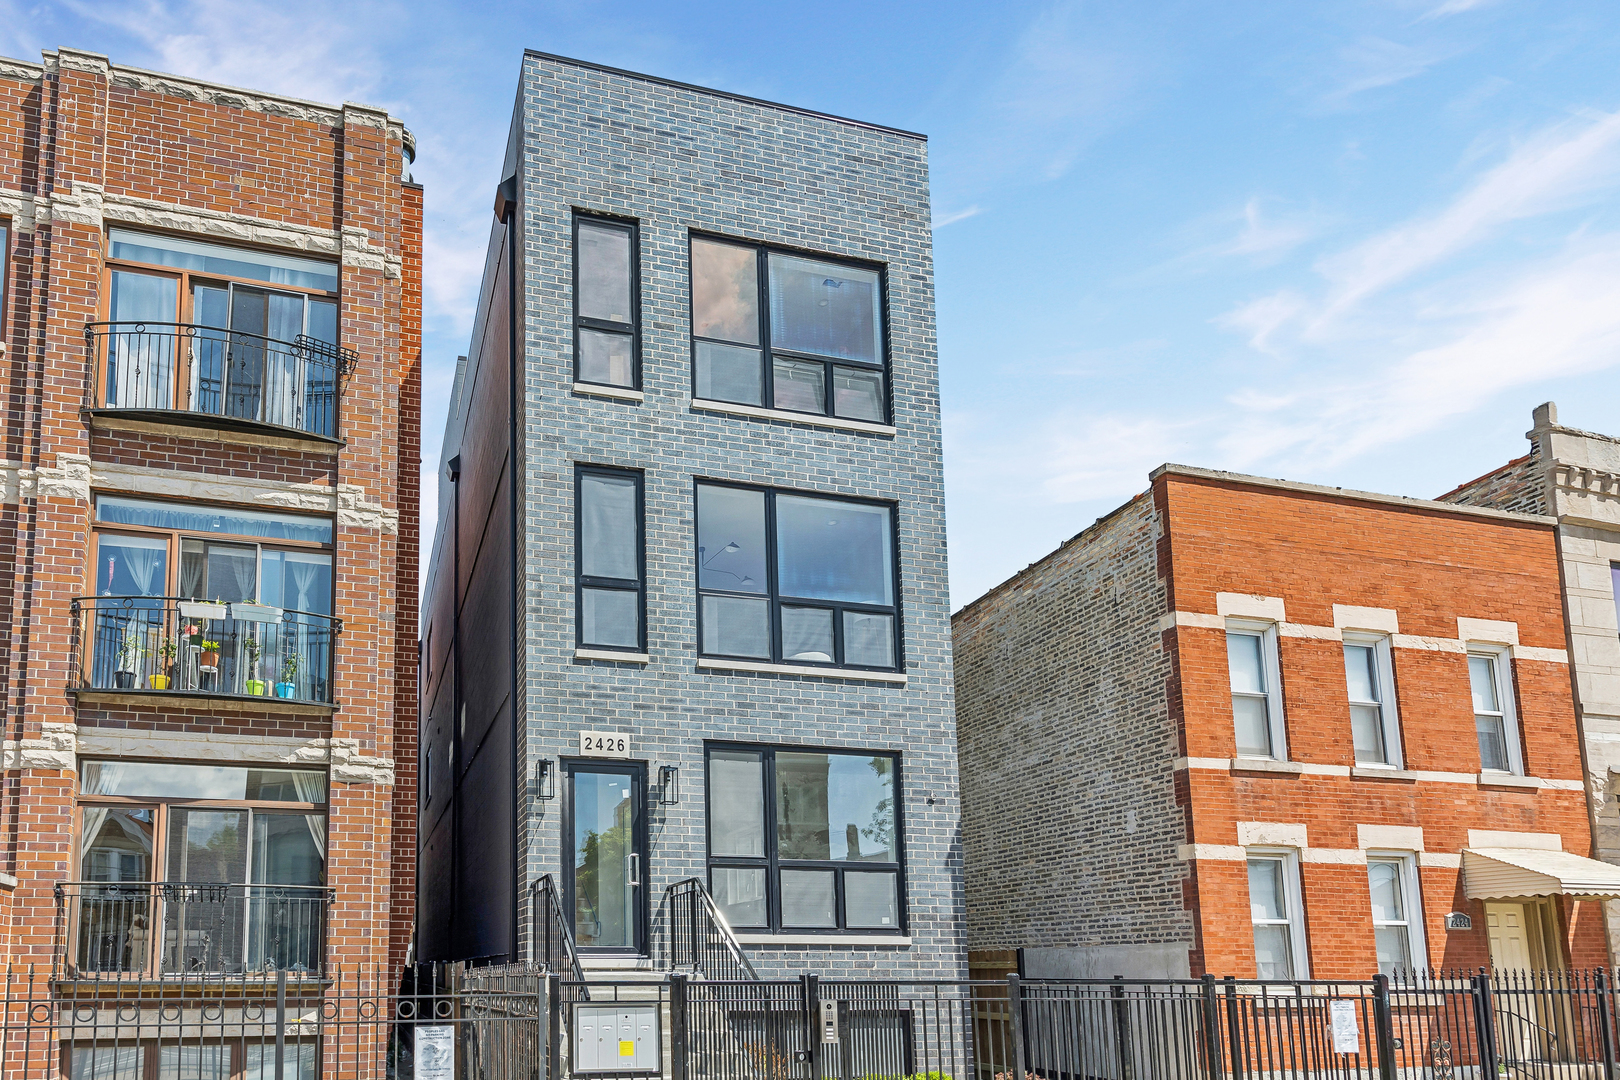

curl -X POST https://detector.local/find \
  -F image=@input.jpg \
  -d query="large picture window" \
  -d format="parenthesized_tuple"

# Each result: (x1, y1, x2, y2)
(72, 760, 328, 977)
(575, 466, 644, 651)
(84, 497, 335, 700)
(574, 215, 639, 389)
(97, 230, 342, 436)
(690, 236, 887, 423)
(707, 746, 903, 934)
(696, 483, 899, 670)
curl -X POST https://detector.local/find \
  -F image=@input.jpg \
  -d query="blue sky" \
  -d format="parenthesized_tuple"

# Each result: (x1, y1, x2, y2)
(8, 0, 1620, 607)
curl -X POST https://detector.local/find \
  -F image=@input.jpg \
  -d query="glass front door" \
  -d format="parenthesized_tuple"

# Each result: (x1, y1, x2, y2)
(565, 762, 646, 954)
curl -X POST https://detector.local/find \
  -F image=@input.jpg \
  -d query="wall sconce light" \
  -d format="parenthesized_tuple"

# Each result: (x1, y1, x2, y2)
(658, 765, 680, 805)
(535, 759, 556, 801)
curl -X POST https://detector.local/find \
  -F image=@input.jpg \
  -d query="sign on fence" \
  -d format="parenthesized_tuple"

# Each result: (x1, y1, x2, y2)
(1328, 999, 1359, 1055)
(417, 1025, 456, 1080)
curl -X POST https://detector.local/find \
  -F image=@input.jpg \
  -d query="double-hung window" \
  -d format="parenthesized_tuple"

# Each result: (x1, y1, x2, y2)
(1611, 564, 1619, 639)
(690, 236, 888, 423)
(1228, 623, 1285, 759)
(1366, 854, 1424, 975)
(575, 466, 644, 652)
(696, 483, 899, 670)
(707, 745, 903, 934)
(1344, 635, 1401, 767)
(574, 215, 639, 390)
(1247, 852, 1306, 979)
(1469, 649, 1522, 773)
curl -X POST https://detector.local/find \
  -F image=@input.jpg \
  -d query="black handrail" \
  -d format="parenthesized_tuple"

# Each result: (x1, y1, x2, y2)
(69, 595, 340, 703)
(531, 874, 585, 984)
(84, 321, 357, 439)
(656, 877, 759, 981)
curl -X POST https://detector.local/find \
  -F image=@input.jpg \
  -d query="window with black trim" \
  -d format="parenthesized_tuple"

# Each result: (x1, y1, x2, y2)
(574, 214, 639, 389)
(576, 466, 644, 651)
(707, 745, 903, 934)
(0, 219, 8, 340)
(695, 482, 899, 670)
(690, 235, 887, 423)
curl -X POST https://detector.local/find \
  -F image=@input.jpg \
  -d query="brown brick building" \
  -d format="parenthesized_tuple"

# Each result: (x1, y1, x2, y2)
(955, 463, 1618, 980)
(0, 41, 420, 1043)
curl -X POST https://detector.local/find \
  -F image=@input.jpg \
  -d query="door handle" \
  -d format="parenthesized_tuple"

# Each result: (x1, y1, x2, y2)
(626, 853, 641, 888)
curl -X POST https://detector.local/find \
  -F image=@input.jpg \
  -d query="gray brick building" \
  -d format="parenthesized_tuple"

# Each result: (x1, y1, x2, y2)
(419, 53, 963, 979)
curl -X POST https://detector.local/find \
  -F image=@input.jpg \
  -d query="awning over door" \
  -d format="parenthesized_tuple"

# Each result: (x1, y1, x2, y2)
(1462, 847, 1620, 900)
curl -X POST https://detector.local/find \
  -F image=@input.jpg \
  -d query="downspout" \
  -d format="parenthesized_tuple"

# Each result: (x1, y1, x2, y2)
(446, 451, 461, 957)
(497, 169, 523, 964)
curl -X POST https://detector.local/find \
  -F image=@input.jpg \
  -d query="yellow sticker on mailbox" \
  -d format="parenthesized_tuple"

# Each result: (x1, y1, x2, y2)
(619, 1040, 635, 1057)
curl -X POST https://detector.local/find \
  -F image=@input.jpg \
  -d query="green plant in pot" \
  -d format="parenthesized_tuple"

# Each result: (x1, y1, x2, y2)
(276, 652, 299, 699)
(113, 628, 141, 689)
(197, 638, 221, 669)
(243, 635, 267, 695)
(150, 636, 177, 690)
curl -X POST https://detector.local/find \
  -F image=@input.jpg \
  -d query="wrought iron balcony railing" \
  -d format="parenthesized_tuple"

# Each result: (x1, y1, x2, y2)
(85, 321, 356, 440)
(70, 596, 339, 704)
(55, 881, 333, 978)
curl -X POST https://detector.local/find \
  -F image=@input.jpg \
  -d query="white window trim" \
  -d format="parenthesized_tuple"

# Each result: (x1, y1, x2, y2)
(1247, 847, 1310, 980)
(1366, 850, 1426, 974)
(1228, 619, 1288, 762)
(1343, 632, 1403, 769)
(1468, 645, 1524, 776)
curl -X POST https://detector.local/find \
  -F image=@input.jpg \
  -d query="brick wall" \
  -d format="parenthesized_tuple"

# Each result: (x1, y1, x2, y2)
(1438, 446, 1547, 516)
(953, 494, 1195, 978)
(0, 48, 419, 981)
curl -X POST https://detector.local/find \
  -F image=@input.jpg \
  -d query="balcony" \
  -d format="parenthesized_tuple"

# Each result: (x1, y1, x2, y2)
(84, 321, 357, 443)
(70, 596, 339, 707)
(55, 881, 332, 979)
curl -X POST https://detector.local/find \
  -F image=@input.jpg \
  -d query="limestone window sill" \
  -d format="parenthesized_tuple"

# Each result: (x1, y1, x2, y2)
(574, 648, 650, 664)
(1230, 757, 1305, 775)
(691, 398, 897, 436)
(734, 933, 910, 946)
(1351, 766, 1418, 780)
(573, 382, 644, 403)
(696, 657, 907, 685)
(1477, 771, 1540, 789)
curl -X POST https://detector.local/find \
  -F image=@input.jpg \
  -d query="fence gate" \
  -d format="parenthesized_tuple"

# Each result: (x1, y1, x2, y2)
(0, 963, 548, 1080)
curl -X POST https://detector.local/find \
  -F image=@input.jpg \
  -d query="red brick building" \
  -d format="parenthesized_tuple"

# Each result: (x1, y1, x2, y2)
(956, 464, 1618, 980)
(0, 41, 420, 1045)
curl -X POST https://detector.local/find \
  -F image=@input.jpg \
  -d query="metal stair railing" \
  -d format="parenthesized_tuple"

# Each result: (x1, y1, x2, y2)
(657, 877, 759, 981)
(530, 874, 585, 984)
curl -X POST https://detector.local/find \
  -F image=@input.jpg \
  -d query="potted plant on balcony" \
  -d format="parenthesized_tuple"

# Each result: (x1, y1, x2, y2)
(113, 629, 140, 689)
(243, 635, 267, 695)
(150, 636, 177, 690)
(196, 638, 221, 669)
(275, 652, 299, 699)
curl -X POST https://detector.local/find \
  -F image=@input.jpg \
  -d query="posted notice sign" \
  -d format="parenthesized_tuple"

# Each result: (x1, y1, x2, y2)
(1329, 1000, 1360, 1055)
(417, 1026, 455, 1080)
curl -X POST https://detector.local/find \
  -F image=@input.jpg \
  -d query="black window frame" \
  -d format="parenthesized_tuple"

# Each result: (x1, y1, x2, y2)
(693, 480, 903, 672)
(688, 232, 891, 424)
(573, 212, 641, 391)
(704, 742, 907, 936)
(574, 464, 646, 653)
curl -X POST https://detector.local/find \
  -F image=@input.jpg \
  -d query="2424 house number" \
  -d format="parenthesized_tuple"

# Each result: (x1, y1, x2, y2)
(578, 730, 631, 758)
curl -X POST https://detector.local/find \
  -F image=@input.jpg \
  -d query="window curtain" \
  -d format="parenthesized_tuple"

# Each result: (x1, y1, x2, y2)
(78, 762, 131, 869)
(180, 550, 205, 599)
(287, 556, 320, 614)
(121, 543, 163, 597)
(229, 549, 258, 602)
(290, 773, 327, 860)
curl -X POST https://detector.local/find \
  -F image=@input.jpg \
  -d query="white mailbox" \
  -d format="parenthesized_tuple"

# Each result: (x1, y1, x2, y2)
(574, 1003, 660, 1073)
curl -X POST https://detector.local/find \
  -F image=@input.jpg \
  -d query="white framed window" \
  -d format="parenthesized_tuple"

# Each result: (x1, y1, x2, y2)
(1366, 853, 1425, 976)
(1247, 850, 1308, 979)
(1468, 647, 1523, 774)
(1228, 621, 1286, 760)
(1343, 634, 1402, 768)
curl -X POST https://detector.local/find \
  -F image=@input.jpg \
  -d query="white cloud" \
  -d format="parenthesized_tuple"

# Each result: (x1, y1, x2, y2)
(1314, 108, 1620, 322)
(932, 205, 983, 230)
(1318, 36, 1454, 110)
(1423, 0, 1500, 18)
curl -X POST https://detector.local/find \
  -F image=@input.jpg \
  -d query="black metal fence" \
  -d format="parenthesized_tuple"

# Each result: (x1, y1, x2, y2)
(85, 321, 356, 439)
(10, 965, 1620, 1079)
(70, 596, 339, 704)
(652, 879, 760, 982)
